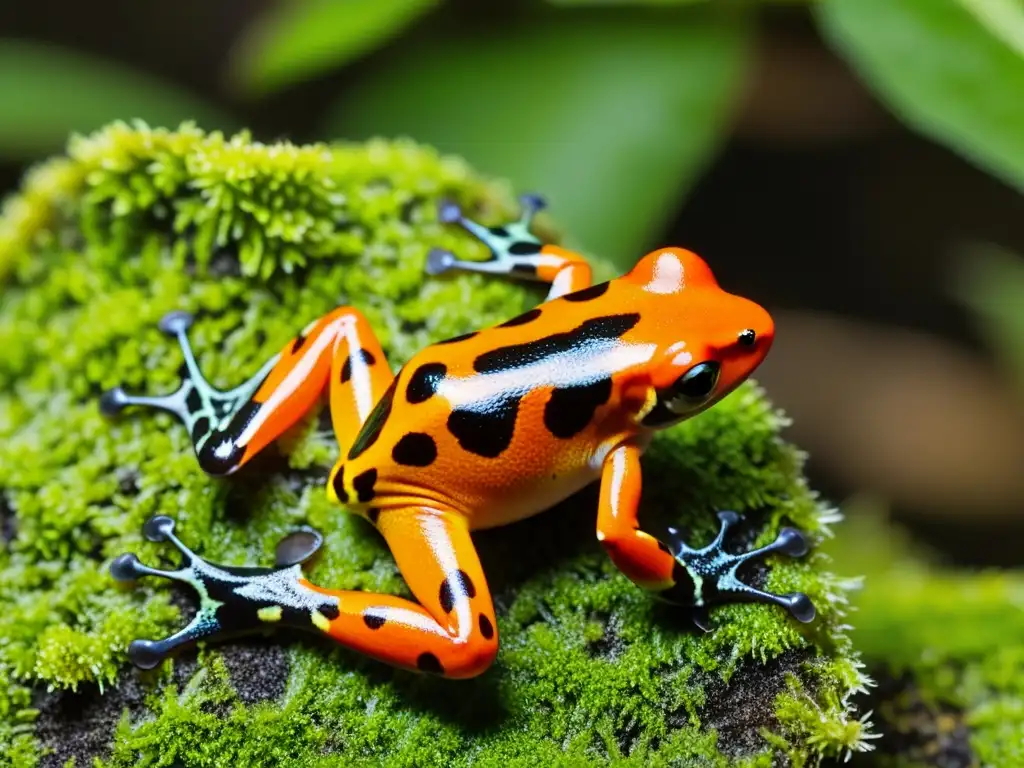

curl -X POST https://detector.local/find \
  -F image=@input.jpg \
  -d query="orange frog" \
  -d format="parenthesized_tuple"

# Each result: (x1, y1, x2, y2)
(102, 194, 815, 679)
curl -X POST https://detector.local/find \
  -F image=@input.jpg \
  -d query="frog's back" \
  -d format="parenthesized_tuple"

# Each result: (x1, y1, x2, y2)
(338, 279, 656, 526)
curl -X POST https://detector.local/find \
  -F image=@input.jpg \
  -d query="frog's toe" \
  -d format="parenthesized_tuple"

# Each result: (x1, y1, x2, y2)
(274, 527, 324, 567)
(110, 553, 147, 582)
(128, 639, 171, 670)
(158, 310, 194, 335)
(438, 200, 464, 224)
(426, 247, 457, 275)
(99, 387, 130, 416)
(518, 193, 547, 215)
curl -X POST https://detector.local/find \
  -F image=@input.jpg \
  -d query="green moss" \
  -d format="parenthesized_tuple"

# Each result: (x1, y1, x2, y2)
(825, 505, 1024, 767)
(0, 121, 870, 766)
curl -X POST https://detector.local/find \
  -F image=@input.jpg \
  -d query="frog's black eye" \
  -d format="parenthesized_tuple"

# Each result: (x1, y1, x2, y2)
(676, 362, 720, 401)
(738, 329, 756, 347)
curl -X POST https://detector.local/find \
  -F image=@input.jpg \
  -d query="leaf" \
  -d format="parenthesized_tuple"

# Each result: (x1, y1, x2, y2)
(322, 9, 750, 266)
(227, 0, 439, 97)
(818, 0, 1024, 191)
(950, 243, 1024, 388)
(0, 39, 234, 160)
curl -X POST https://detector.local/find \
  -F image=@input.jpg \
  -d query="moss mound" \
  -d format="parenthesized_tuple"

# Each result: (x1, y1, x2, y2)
(0, 122, 873, 767)
(826, 509, 1024, 768)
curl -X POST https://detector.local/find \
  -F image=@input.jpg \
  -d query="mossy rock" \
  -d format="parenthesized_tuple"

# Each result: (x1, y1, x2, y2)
(826, 509, 1024, 768)
(0, 122, 873, 767)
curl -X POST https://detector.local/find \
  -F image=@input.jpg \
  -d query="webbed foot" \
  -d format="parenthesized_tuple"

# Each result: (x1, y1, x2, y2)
(427, 193, 548, 278)
(111, 515, 337, 669)
(98, 311, 281, 474)
(661, 511, 815, 629)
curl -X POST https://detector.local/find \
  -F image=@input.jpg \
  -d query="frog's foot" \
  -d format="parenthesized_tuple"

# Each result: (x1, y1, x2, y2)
(661, 511, 816, 631)
(111, 515, 337, 669)
(99, 311, 279, 456)
(426, 193, 548, 278)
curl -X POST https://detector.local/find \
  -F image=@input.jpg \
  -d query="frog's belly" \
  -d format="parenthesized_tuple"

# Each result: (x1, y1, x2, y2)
(455, 445, 604, 530)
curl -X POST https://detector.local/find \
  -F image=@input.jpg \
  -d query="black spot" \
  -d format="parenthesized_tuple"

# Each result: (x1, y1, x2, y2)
(332, 465, 349, 503)
(661, 562, 699, 605)
(363, 611, 386, 630)
(498, 308, 542, 328)
(406, 362, 447, 404)
(563, 282, 610, 302)
(194, 400, 262, 475)
(439, 569, 477, 613)
(291, 334, 306, 354)
(190, 416, 211, 444)
(490, 226, 510, 237)
(543, 377, 613, 438)
(479, 614, 494, 640)
(509, 240, 541, 255)
(473, 313, 640, 374)
(340, 349, 377, 384)
(348, 379, 396, 459)
(447, 396, 520, 458)
(738, 328, 756, 347)
(353, 468, 377, 503)
(319, 603, 340, 621)
(392, 433, 437, 467)
(658, 540, 672, 555)
(511, 262, 538, 276)
(185, 387, 203, 414)
(417, 652, 444, 674)
(366, 508, 380, 526)
(436, 331, 478, 345)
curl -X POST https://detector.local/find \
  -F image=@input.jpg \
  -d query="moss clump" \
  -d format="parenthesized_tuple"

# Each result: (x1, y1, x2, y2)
(825, 507, 1024, 767)
(0, 121, 872, 766)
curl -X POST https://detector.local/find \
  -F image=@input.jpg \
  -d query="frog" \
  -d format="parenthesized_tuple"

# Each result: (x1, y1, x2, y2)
(101, 193, 815, 679)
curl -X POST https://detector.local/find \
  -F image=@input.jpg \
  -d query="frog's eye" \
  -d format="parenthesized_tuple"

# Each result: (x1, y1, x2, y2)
(666, 362, 720, 413)
(738, 329, 756, 347)
(677, 362, 719, 400)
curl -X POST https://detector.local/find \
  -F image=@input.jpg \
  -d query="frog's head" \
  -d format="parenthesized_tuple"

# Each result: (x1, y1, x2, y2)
(623, 248, 775, 428)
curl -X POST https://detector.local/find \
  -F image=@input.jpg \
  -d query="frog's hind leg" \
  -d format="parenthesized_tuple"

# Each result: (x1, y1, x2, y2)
(428, 194, 592, 300)
(113, 508, 499, 679)
(101, 307, 391, 476)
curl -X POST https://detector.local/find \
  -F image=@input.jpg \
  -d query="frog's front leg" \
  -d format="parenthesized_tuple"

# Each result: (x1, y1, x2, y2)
(100, 306, 392, 475)
(427, 194, 594, 300)
(596, 444, 816, 630)
(112, 507, 499, 678)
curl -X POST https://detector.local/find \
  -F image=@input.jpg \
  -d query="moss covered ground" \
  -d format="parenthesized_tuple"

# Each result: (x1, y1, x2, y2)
(825, 507, 1024, 768)
(0, 122, 874, 767)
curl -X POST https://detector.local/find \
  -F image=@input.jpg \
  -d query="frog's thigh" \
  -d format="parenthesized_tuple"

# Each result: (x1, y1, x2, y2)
(369, 506, 499, 677)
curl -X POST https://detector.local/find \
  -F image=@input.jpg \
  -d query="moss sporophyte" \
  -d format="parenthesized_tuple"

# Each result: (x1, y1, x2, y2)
(0, 121, 875, 767)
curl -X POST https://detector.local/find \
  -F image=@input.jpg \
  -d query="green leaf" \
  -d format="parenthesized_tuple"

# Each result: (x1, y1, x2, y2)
(227, 0, 439, 97)
(818, 0, 1024, 191)
(951, 243, 1024, 388)
(322, 9, 750, 266)
(0, 40, 234, 161)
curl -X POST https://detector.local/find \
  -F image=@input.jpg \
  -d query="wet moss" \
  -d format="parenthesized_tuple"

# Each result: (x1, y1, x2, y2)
(0, 121, 871, 766)
(826, 508, 1024, 768)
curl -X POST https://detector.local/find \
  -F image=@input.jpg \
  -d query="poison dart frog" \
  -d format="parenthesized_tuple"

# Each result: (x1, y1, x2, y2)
(101, 194, 815, 679)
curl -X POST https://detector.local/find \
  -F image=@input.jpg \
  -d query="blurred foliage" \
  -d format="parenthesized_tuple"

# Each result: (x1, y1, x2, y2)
(0, 40, 234, 161)
(824, 500, 1024, 766)
(951, 243, 1024, 390)
(227, 0, 439, 98)
(324, 12, 749, 263)
(818, 0, 1024, 194)
(2, 0, 1024, 268)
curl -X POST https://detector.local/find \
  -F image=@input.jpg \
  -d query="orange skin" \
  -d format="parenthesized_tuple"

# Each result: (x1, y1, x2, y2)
(104, 197, 798, 680)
